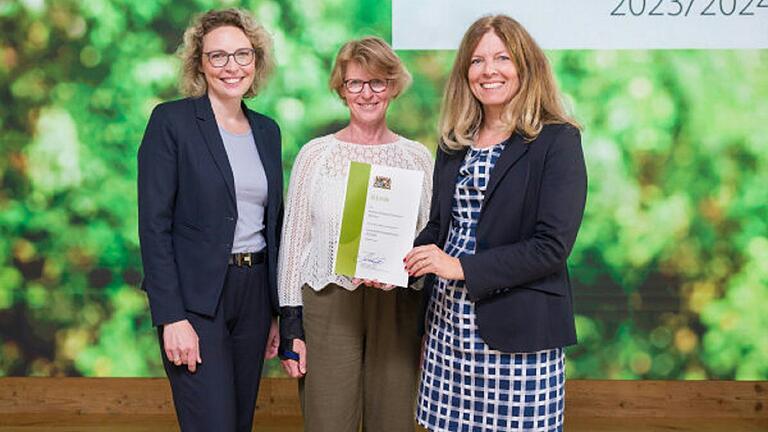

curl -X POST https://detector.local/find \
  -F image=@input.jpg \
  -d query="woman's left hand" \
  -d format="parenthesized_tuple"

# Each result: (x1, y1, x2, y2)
(404, 244, 464, 280)
(265, 317, 279, 359)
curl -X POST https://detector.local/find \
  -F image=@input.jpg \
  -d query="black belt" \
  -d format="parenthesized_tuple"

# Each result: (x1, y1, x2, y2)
(228, 251, 266, 267)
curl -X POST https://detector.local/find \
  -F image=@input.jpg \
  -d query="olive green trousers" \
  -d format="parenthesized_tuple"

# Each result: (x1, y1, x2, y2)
(299, 284, 422, 432)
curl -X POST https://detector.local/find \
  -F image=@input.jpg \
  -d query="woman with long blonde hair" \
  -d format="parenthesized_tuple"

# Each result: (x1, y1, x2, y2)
(405, 15, 587, 431)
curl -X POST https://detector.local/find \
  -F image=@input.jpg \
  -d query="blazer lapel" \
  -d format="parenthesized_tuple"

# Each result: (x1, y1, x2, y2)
(440, 148, 467, 232)
(244, 105, 280, 216)
(484, 133, 529, 204)
(194, 95, 237, 206)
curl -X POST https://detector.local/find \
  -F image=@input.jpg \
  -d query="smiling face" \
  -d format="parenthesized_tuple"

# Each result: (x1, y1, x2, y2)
(200, 25, 255, 103)
(467, 30, 520, 115)
(342, 61, 392, 126)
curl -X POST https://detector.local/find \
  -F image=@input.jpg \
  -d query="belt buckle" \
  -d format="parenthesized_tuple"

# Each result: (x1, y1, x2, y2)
(242, 253, 252, 267)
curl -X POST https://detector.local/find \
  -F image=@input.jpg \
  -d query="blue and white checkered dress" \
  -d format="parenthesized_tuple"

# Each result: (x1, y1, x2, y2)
(417, 143, 565, 432)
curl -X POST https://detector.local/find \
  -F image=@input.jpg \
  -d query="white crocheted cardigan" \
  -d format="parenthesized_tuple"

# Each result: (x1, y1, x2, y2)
(277, 134, 434, 307)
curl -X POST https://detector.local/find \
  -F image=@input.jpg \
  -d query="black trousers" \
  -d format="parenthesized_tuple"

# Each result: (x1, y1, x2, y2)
(160, 261, 271, 432)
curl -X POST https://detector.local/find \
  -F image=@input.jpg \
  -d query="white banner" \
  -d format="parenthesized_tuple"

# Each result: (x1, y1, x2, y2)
(392, 0, 768, 50)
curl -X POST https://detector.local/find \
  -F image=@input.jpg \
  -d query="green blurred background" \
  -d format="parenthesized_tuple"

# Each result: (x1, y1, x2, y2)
(0, 0, 766, 379)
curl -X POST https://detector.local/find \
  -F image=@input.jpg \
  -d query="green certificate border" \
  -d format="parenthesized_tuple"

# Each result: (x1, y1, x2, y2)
(335, 161, 371, 277)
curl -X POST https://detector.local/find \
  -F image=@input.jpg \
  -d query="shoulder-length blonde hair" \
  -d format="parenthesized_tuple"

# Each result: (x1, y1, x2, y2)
(440, 15, 578, 151)
(329, 36, 412, 102)
(178, 8, 274, 98)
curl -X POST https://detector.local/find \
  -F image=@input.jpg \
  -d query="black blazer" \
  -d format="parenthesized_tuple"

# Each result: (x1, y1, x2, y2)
(138, 95, 283, 326)
(415, 123, 586, 352)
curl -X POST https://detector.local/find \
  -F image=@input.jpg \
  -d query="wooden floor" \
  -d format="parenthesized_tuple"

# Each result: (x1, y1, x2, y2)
(1, 378, 766, 431)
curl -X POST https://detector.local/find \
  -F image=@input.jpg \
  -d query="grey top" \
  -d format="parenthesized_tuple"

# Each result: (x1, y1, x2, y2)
(219, 126, 268, 253)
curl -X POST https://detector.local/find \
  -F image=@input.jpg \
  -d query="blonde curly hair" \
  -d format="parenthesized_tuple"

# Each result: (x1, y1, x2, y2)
(178, 8, 274, 98)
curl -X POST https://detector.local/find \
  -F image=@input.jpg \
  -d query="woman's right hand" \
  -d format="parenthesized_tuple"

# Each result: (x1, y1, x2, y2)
(280, 338, 307, 378)
(163, 319, 202, 373)
(352, 277, 396, 291)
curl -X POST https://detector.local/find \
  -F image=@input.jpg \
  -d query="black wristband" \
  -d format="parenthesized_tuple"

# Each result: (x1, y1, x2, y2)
(278, 339, 300, 361)
(278, 306, 304, 361)
(279, 306, 304, 341)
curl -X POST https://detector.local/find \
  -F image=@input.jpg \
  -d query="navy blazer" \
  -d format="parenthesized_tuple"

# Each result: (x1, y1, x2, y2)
(415, 123, 586, 352)
(138, 95, 283, 326)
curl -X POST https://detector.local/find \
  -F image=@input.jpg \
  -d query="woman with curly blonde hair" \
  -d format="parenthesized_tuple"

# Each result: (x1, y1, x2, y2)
(138, 8, 282, 432)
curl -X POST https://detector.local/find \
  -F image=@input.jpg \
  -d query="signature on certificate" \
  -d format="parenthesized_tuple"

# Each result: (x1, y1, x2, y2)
(358, 252, 386, 268)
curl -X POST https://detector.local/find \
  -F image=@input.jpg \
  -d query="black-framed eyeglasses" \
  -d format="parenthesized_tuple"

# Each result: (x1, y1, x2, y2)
(203, 48, 256, 68)
(343, 79, 390, 94)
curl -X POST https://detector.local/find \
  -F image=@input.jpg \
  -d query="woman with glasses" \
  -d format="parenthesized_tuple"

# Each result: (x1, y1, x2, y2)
(404, 15, 586, 432)
(277, 36, 433, 432)
(137, 9, 282, 432)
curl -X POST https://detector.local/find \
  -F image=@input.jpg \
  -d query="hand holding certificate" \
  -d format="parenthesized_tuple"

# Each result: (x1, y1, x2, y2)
(334, 161, 424, 287)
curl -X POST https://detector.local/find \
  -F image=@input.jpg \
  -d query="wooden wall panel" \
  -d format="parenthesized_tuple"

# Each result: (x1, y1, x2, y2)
(0, 378, 765, 431)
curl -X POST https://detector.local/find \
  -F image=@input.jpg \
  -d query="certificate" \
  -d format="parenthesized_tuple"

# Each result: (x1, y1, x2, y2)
(334, 161, 424, 287)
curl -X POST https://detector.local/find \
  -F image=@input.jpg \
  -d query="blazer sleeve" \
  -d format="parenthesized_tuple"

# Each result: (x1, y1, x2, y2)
(263, 115, 284, 309)
(271, 121, 284, 252)
(137, 105, 187, 326)
(414, 146, 444, 247)
(460, 126, 587, 301)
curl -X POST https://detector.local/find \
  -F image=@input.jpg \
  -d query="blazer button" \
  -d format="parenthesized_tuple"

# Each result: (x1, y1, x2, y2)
(226, 216, 235, 222)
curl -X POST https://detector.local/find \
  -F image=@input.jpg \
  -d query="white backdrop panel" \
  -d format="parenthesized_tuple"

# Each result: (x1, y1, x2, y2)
(392, 0, 768, 50)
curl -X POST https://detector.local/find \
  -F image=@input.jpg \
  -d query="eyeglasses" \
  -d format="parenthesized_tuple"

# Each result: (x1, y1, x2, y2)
(343, 79, 389, 94)
(203, 48, 256, 68)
